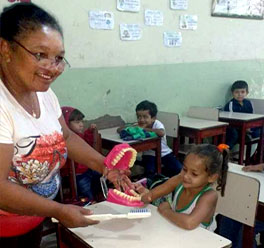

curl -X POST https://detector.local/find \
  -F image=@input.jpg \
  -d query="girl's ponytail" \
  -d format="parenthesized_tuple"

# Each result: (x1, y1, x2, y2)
(216, 144, 229, 196)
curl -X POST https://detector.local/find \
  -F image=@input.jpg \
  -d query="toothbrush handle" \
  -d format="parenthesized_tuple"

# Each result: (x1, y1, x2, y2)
(51, 214, 124, 223)
(86, 214, 126, 221)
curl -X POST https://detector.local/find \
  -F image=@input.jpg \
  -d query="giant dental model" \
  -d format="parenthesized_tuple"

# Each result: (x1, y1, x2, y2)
(104, 144, 144, 207)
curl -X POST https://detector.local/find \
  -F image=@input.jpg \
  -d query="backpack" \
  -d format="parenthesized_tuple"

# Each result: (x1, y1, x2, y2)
(147, 174, 173, 207)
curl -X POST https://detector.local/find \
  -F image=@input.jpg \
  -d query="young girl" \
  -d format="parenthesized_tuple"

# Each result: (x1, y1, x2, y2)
(61, 106, 101, 202)
(140, 144, 229, 231)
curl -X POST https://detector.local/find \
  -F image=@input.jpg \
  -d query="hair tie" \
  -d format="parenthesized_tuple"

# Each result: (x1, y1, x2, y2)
(217, 144, 229, 153)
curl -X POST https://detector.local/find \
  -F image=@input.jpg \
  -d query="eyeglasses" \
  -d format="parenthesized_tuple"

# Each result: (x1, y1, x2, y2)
(12, 39, 71, 71)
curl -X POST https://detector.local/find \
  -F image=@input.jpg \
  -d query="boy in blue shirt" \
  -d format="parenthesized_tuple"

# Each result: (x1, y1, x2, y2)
(224, 80, 260, 149)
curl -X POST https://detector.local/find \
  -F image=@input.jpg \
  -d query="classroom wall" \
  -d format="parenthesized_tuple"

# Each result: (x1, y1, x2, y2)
(52, 59, 264, 122)
(2, 0, 264, 122)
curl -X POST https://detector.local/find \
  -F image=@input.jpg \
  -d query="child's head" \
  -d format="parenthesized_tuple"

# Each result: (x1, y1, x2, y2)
(135, 100, 157, 128)
(183, 144, 229, 196)
(231, 80, 249, 103)
(61, 106, 85, 134)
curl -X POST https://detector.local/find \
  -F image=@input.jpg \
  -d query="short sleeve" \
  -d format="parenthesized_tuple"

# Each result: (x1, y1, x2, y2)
(0, 104, 14, 144)
(47, 88, 62, 118)
(154, 120, 165, 130)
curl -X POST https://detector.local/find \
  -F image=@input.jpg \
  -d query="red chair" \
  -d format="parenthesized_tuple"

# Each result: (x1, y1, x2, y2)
(59, 127, 102, 205)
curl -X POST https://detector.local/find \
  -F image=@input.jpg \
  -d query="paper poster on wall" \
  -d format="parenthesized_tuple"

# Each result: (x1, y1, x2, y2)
(120, 24, 142, 40)
(211, 0, 264, 19)
(163, 32, 182, 47)
(170, 0, 188, 10)
(117, 0, 140, 12)
(89, 11, 114, 30)
(8, 0, 31, 2)
(144, 10, 163, 26)
(179, 15, 198, 30)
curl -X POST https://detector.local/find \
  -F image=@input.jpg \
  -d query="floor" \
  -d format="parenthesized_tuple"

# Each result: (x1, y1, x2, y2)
(41, 219, 57, 248)
(41, 233, 57, 248)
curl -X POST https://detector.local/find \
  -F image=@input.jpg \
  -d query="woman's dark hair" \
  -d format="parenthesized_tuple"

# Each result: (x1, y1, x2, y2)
(69, 109, 85, 122)
(0, 2, 63, 41)
(135, 100, 158, 118)
(187, 144, 229, 196)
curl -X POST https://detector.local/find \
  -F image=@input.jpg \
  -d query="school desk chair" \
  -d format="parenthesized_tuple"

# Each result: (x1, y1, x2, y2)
(156, 111, 180, 156)
(187, 106, 219, 121)
(244, 98, 264, 164)
(229, 99, 264, 165)
(215, 170, 260, 248)
(178, 106, 220, 157)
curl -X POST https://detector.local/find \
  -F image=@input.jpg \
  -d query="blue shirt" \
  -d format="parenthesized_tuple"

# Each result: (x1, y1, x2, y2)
(224, 98, 253, 114)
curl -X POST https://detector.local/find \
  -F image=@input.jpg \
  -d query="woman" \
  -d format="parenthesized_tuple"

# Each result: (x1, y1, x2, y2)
(0, 3, 130, 247)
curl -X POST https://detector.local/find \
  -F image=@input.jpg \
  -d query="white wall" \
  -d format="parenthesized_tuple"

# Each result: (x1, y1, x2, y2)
(2, 0, 264, 68)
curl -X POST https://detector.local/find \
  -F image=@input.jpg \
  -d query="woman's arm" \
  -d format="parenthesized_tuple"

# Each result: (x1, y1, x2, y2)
(0, 143, 98, 227)
(158, 190, 218, 230)
(141, 174, 182, 203)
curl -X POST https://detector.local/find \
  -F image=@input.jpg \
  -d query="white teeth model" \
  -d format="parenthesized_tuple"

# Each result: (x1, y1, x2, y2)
(129, 189, 140, 197)
(129, 152, 137, 168)
(113, 189, 141, 201)
(111, 158, 119, 166)
(110, 148, 137, 168)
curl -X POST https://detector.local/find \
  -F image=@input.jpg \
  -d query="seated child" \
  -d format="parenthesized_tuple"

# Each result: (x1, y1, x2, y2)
(123, 100, 182, 178)
(217, 163, 264, 248)
(61, 106, 102, 202)
(224, 80, 260, 149)
(138, 144, 229, 231)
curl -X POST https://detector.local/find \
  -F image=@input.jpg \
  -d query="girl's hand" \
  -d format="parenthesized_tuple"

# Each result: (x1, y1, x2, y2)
(141, 191, 153, 204)
(158, 202, 171, 215)
(242, 164, 264, 172)
(57, 204, 99, 228)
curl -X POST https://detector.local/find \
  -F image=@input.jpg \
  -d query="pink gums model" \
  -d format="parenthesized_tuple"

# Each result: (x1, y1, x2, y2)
(104, 144, 144, 207)
(104, 143, 136, 170)
(107, 189, 144, 207)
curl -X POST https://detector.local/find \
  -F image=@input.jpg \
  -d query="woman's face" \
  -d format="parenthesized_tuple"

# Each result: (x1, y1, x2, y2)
(6, 26, 65, 92)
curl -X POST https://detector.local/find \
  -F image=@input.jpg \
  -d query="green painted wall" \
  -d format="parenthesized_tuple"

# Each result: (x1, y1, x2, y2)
(52, 59, 264, 122)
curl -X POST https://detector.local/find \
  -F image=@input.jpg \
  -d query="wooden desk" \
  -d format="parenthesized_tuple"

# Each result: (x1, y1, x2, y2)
(228, 163, 264, 248)
(179, 117, 228, 144)
(99, 128, 161, 173)
(56, 201, 231, 248)
(219, 111, 264, 165)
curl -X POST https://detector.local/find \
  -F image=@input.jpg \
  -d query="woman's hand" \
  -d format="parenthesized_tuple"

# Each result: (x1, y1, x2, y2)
(106, 168, 133, 191)
(56, 204, 99, 228)
(158, 202, 171, 215)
